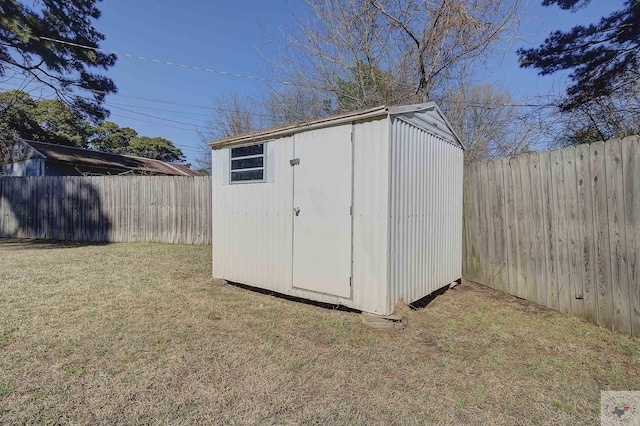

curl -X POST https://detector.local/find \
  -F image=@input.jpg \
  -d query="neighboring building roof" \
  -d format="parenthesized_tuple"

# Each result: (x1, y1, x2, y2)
(165, 162, 201, 176)
(208, 102, 464, 149)
(15, 140, 199, 176)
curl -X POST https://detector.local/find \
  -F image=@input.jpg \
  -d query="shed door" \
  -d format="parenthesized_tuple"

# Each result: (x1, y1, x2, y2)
(292, 125, 352, 298)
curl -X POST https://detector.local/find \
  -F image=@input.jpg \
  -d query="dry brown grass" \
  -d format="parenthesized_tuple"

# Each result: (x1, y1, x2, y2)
(0, 238, 639, 425)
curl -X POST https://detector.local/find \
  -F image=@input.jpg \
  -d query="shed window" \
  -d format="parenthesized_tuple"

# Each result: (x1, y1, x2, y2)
(230, 143, 265, 182)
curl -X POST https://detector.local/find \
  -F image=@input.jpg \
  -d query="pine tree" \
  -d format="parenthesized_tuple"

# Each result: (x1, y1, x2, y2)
(0, 0, 117, 122)
(518, 0, 640, 110)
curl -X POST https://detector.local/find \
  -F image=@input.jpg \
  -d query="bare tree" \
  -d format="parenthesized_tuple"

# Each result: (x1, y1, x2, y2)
(196, 93, 262, 171)
(262, 83, 333, 126)
(202, 0, 524, 164)
(519, 76, 640, 149)
(265, 0, 521, 111)
(553, 84, 640, 146)
(444, 83, 539, 163)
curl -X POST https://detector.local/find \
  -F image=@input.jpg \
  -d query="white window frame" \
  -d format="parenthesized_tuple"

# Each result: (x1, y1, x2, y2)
(229, 142, 267, 184)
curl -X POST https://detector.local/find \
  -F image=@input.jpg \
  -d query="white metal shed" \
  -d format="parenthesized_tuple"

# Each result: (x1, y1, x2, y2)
(209, 102, 464, 315)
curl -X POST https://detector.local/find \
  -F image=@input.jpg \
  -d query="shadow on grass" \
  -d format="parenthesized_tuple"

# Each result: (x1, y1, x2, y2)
(408, 278, 460, 311)
(0, 238, 111, 250)
(221, 280, 362, 314)
(0, 177, 111, 242)
(220, 278, 462, 315)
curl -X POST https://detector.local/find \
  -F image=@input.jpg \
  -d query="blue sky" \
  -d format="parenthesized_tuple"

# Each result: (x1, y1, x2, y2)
(2, 0, 624, 166)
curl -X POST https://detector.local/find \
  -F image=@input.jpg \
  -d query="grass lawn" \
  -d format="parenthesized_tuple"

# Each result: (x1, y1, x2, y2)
(0, 239, 639, 424)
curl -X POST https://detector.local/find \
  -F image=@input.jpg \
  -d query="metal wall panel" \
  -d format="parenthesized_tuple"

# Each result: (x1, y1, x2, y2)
(352, 118, 390, 314)
(212, 120, 393, 313)
(388, 118, 464, 313)
(211, 138, 294, 290)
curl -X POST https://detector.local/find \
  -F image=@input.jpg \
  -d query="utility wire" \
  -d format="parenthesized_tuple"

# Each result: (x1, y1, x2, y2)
(39, 36, 293, 86)
(2, 80, 296, 122)
(109, 113, 202, 133)
(104, 102, 204, 127)
(2, 74, 558, 142)
(96, 91, 215, 110)
(82, 86, 335, 114)
(102, 101, 212, 117)
(0, 83, 206, 134)
(3, 62, 252, 112)
(4, 51, 557, 113)
(1, 81, 212, 115)
(0, 83, 205, 156)
(0, 82, 206, 132)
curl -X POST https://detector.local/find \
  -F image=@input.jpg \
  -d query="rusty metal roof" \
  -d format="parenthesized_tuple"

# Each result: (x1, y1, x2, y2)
(22, 140, 200, 176)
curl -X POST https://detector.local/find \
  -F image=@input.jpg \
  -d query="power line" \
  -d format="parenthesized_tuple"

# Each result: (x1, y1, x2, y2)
(464, 102, 554, 109)
(0, 81, 202, 123)
(2, 62, 271, 112)
(10, 59, 337, 113)
(0, 84, 206, 135)
(109, 113, 202, 133)
(2, 66, 335, 114)
(98, 92, 215, 110)
(84, 86, 335, 114)
(105, 97, 288, 121)
(39, 36, 292, 87)
(103, 101, 212, 117)
(2, 75, 559, 138)
(1, 81, 213, 115)
(3, 52, 559, 114)
(103, 101, 275, 122)
(104, 102, 204, 127)
(0, 83, 207, 157)
(1, 80, 289, 122)
(92, 114, 206, 154)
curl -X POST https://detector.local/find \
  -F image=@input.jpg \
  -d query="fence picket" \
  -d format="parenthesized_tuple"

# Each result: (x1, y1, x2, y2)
(537, 151, 555, 311)
(519, 154, 537, 303)
(622, 136, 640, 337)
(591, 142, 614, 329)
(563, 147, 584, 318)
(478, 161, 489, 284)
(575, 144, 598, 325)
(464, 163, 479, 281)
(486, 160, 500, 289)
(512, 156, 527, 299)
(504, 158, 517, 297)
(528, 153, 546, 307)
(606, 139, 631, 335)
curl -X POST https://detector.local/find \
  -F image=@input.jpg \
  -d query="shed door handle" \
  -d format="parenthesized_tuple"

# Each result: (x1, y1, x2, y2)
(294, 207, 300, 216)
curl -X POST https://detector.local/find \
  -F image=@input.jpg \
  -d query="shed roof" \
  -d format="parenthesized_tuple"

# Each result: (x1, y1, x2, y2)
(17, 140, 199, 176)
(209, 102, 463, 149)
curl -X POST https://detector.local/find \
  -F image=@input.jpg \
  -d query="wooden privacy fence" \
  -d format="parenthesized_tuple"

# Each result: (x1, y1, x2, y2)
(463, 136, 640, 337)
(0, 176, 211, 245)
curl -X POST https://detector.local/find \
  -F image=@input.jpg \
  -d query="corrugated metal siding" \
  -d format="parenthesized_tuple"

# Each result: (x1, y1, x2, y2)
(388, 118, 463, 312)
(398, 108, 462, 147)
(211, 137, 294, 289)
(352, 118, 390, 314)
(212, 120, 393, 313)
